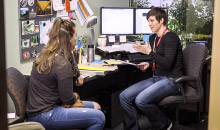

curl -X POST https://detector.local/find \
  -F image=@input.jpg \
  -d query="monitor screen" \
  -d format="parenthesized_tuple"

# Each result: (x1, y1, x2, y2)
(135, 8, 167, 34)
(135, 8, 152, 34)
(100, 7, 134, 35)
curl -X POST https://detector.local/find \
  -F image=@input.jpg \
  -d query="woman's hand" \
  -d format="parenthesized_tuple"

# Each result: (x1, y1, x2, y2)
(75, 76, 84, 86)
(137, 62, 150, 71)
(133, 40, 151, 55)
(73, 92, 80, 99)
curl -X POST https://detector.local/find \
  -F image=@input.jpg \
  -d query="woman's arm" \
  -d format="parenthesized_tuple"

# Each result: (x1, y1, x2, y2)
(55, 60, 76, 105)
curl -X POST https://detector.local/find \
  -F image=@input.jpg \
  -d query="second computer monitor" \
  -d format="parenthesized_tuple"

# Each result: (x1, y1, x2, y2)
(135, 8, 152, 34)
(135, 8, 167, 34)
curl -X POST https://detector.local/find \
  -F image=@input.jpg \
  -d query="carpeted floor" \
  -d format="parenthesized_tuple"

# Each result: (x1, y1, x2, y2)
(104, 111, 208, 130)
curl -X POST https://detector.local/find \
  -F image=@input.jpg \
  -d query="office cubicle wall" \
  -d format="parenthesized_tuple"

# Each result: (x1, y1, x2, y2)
(209, 0, 220, 129)
(0, 0, 8, 129)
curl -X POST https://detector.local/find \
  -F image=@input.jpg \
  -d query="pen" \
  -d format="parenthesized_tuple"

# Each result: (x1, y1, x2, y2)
(103, 64, 116, 66)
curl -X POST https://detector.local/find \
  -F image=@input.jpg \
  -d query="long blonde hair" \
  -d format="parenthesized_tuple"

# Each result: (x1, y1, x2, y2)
(34, 18, 76, 75)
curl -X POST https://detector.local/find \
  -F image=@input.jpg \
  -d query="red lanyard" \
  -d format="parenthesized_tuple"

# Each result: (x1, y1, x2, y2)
(153, 28, 168, 52)
(152, 28, 168, 72)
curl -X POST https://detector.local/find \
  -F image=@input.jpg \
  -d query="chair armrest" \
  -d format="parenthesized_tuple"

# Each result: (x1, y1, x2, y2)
(173, 76, 196, 103)
(8, 116, 20, 125)
(174, 76, 196, 83)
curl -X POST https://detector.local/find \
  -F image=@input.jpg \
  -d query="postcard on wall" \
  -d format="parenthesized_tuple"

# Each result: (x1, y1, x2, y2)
(39, 20, 49, 44)
(20, 8, 29, 19)
(35, 25, 39, 33)
(37, 0, 52, 16)
(22, 20, 35, 35)
(21, 39, 30, 48)
(40, 21, 53, 45)
(20, 0, 28, 8)
(30, 49, 38, 58)
(29, 8, 37, 18)
(56, 7, 68, 17)
(53, 0, 64, 11)
(28, 0, 35, 7)
(23, 51, 30, 60)
(31, 36, 39, 47)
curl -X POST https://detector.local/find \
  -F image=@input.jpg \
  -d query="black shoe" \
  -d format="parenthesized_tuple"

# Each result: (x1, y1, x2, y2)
(166, 120, 173, 130)
(159, 119, 173, 130)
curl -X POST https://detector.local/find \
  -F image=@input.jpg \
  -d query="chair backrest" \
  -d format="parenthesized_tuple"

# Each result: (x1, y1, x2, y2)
(7, 67, 28, 123)
(183, 44, 208, 90)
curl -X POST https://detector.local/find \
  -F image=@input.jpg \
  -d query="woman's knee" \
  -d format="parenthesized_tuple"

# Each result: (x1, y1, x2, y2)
(119, 91, 127, 102)
(93, 102, 101, 110)
(135, 95, 150, 110)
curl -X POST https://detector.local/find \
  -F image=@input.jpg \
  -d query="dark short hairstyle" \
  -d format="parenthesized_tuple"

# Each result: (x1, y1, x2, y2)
(147, 7, 168, 26)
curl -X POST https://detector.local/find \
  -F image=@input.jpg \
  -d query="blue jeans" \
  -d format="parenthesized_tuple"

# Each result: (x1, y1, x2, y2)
(27, 101, 105, 130)
(120, 76, 180, 130)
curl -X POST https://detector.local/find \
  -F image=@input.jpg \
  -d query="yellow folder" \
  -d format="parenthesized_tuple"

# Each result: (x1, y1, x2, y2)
(78, 66, 108, 71)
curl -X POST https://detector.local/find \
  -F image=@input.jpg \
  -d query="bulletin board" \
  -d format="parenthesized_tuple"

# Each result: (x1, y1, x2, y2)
(18, 0, 94, 61)
(19, 0, 55, 61)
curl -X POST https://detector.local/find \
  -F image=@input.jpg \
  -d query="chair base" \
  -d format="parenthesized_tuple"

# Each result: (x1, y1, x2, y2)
(172, 124, 195, 130)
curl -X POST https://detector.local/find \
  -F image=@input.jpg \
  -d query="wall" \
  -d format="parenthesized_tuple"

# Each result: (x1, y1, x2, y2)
(4, 0, 129, 74)
(208, 0, 220, 130)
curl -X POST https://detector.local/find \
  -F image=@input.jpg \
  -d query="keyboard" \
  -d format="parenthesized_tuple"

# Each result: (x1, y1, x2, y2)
(126, 54, 152, 62)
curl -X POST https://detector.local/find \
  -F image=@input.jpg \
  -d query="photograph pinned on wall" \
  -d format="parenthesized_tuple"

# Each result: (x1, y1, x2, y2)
(20, 0, 28, 8)
(40, 21, 53, 45)
(35, 25, 39, 33)
(21, 39, 30, 48)
(20, 8, 29, 20)
(53, 0, 64, 11)
(31, 36, 39, 47)
(28, 0, 35, 6)
(29, 8, 37, 18)
(23, 51, 30, 59)
(37, 0, 52, 16)
(39, 20, 49, 44)
(30, 49, 37, 58)
(22, 20, 35, 35)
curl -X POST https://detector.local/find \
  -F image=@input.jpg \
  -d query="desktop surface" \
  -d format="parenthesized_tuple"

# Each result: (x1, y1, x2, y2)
(96, 42, 152, 63)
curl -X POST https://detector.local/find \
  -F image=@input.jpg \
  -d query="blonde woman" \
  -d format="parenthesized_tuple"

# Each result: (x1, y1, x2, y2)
(26, 18, 105, 130)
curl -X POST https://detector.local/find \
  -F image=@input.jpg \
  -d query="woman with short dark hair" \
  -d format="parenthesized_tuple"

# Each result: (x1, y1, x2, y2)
(120, 7, 183, 130)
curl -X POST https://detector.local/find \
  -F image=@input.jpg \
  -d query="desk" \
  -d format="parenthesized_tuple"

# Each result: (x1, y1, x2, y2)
(76, 64, 152, 128)
(76, 64, 152, 100)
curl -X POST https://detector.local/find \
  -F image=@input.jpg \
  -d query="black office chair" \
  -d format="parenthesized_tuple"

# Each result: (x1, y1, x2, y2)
(7, 67, 29, 123)
(158, 44, 208, 129)
(7, 67, 45, 129)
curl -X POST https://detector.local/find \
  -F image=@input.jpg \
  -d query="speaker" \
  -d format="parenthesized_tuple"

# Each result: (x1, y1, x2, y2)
(99, 86, 125, 128)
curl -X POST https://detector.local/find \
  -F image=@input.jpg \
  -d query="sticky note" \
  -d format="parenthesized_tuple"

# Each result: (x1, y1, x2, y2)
(108, 36, 115, 42)
(120, 35, 126, 43)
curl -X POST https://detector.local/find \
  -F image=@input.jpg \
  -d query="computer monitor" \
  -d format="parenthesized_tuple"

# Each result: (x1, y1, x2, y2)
(100, 7, 134, 35)
(135, 8, 167, 34)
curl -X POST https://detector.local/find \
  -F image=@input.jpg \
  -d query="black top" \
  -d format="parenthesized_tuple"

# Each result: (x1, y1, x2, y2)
(26, 55, 80, 117)
(148, 32, 183, 78)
